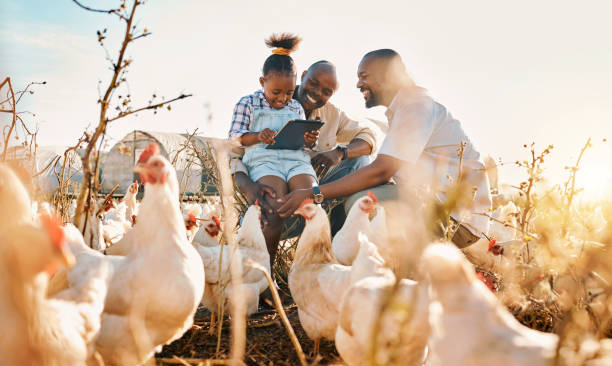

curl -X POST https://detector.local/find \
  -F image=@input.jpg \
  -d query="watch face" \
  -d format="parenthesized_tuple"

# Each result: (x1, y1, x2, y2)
(314, 194, 324, 204)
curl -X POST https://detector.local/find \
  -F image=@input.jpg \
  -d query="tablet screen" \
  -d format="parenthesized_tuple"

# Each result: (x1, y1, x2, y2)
(265, 119, 325, 150)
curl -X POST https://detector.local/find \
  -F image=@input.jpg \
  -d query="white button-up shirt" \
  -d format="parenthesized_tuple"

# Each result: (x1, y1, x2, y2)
(379, 88, 491, 236)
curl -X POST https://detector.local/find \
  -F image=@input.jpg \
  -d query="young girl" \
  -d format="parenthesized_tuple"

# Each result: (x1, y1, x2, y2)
(228, 33, 319, 264)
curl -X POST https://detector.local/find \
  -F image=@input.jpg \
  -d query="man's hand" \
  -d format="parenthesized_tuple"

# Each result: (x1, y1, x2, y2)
(258, 128, 276, 145)
(276, 188, 313, 218)
(234, 172, 276, 226)
(304, 130, 319, 148)
(311, 149, 343, 178)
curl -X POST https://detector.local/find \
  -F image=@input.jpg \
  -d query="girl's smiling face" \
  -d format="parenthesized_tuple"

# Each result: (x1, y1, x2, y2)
(259, 72, 296, 109)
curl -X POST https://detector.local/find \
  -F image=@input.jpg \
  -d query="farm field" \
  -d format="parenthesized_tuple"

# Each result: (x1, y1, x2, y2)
(2, 1, 612, 365)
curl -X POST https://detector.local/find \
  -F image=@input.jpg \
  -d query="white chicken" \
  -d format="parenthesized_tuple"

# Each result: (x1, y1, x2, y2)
(71, 197, 109, 252)
(37, 201, 55, 217)
(289, 200, 352, 356)
(332, 192, 378, 265)
(0, 163, 33, 229)
(421, 242, 559, 366)
(0, 213, 108, 366)
(102, 197, 132, 246)
(197, 203, 269, 333)
(349, 233, 394, 284)
(49, 142, 205, 365)
(336, 236, 430, 366)
(369, 205, 406, 274)
(182, 201, 203, 243)
(337, 278, 430, 366)
(68, 198, 77, 220)
(192, 214, 222, 247)
(123, 180, 140, 224)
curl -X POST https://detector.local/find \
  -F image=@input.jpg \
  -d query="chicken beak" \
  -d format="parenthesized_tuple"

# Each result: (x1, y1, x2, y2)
(61, 246, 76, 268)
(294, 208, 304, 217)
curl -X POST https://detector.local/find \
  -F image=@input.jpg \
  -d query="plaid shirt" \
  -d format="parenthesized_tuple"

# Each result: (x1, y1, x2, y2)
(228, 90, 304, 145)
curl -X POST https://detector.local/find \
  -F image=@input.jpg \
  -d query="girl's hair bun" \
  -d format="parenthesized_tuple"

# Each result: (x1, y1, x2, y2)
(262, 33, 301, 76)
(265, 33, 301, 54)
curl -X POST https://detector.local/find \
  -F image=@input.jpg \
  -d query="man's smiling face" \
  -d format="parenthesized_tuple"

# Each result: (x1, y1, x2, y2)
(356, 56, 386, 108)
(298, 66, 338, 113)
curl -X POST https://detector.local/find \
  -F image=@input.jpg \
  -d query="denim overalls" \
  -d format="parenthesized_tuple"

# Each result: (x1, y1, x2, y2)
(243, 96, 316, 182)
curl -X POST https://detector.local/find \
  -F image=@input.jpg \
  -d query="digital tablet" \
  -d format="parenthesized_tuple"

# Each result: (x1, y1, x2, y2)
(265, 119, 325, 150)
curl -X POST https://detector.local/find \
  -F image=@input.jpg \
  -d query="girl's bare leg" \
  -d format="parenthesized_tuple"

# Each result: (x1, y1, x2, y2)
(257, 175, 288, 268)
(288, 173, 318, 192)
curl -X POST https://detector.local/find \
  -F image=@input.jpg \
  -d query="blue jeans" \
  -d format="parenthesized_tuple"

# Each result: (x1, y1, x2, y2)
(282, 155, 371, 238)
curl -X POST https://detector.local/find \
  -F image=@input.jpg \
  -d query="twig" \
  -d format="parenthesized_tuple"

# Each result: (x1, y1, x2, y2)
(563, 138, 591, 220)
(156, 357, 232, 365)
(71, 0, 128, 20)
(1, 77, 16, 160)
(248, 261, 307, 366)
(246, 318, 280, 328)
(214, 142, 246, 366)
(475, 212, 539, 238)
(95, 184, 120, 216)
(172, 128, 198, 165)
(106, 93, 191, 122)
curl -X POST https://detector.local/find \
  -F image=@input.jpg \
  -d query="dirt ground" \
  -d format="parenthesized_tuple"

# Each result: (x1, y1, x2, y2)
(156, 268, 609, 365)
(157, 284, 343, 365)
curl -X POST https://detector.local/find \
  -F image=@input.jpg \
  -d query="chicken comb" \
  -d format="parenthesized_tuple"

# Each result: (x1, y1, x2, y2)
(299, 199, 314, 209)
(129, 181, 139, 193)
(212, 216, 221, 228)
(137, 142, 160, 164)
(40, 213, 65, 252)
(188, 213, 196, 223)
(367, 191, 378, 203)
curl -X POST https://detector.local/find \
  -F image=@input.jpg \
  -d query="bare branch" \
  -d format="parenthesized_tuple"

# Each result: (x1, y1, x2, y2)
(106, 93, 192, 122)
(14, 81, 46, 105)
(73, 0, 141, 230)
(172, 128, 198, 166)
(72, 0, 127, 20)
(131, 32, 151, 41)
(1, 77, 17, 160)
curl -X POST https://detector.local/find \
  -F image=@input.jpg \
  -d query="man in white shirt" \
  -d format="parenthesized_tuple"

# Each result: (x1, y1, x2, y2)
(278, 49, 491, 247)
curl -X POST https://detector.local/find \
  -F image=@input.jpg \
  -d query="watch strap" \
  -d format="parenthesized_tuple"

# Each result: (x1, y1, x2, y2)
(312, 186, 324, 203)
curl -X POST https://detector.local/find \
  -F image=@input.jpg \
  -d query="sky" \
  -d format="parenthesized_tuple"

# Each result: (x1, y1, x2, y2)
(1, 0, 611, 199)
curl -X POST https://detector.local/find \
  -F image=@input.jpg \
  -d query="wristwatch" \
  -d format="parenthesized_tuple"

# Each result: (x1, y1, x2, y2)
(336, 145, 349, 160)
(312, 186, 324, 204)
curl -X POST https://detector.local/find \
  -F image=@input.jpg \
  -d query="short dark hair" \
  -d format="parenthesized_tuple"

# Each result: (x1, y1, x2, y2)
(362, 48, 400, 61)
(362, 49, 413, 86)
(307, 60, 336, 73)
(262, 33, 301, 77)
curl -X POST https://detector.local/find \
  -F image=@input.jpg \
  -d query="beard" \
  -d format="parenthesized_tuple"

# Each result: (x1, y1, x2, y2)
(361, 87, 379, 108)
(365, 95, 378, 108)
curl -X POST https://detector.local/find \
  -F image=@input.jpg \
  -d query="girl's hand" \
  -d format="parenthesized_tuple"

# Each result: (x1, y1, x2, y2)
(258, 128, 276, 145)
(304, 130, 319, 148)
